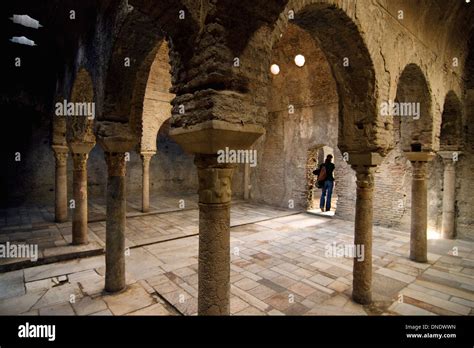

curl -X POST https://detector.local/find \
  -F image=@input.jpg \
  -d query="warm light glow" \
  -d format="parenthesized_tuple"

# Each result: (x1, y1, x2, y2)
(294, 54, 305, 67)
(428, 229, 441, 240)
(270, 64, 280, 75)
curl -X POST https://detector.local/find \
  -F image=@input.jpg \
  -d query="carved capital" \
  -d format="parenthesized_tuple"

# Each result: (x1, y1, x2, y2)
(195, 154, 235, 204)
(140, 152, 155, 168)
(71, 152, 89, 171)
(352, 166, 376, 190)
(438, 151, 461, 169)
(96, 121, 137, 153)
(66, 116, 96, 144)
(442, 159, 456, 171)
(105, 152, 127, 177)
(411, 161, 428, 180)
(52, 146, 68, 166)
(54, 151, 68, 166)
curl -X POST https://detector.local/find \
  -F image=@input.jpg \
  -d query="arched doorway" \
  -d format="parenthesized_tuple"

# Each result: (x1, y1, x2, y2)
(306, 145, 338, 216)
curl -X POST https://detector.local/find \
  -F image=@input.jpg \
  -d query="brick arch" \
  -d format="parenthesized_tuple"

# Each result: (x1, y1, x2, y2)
(395, 63, 434, 152)
(464, 34, 474, 151)
(102, 5, 199, 137)
(126, 0, 200, 102)
(259, 0, 384, 155)
(135, 40, 175, 153)
(67, 67, 95, 144)
(102, 9, 165, 125)
(440, 91, 463, 151)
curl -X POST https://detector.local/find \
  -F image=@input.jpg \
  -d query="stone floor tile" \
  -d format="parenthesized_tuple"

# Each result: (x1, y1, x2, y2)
(39, 302, 75, 316)
(103, 283, 154, 315)
(72, 296, 108, 315)
(234, 277, 260, 291)
(230, 296, 250, 314)
(309, 274, 334, 287)
(0, 270, 25, 300)
(388, 302, 436, 316)
(127, 303, 174, 315)
(401, 288, 471, 315)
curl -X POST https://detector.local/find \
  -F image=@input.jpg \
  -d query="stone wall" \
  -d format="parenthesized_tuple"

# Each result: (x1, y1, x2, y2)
(457, 153, 474, 240)
(3, 118, 199, 206)
(249, 24, 354, 212)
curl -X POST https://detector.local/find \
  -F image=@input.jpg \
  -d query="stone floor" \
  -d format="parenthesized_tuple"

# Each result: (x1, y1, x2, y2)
(0, 194, 296, 270)
(0, 201, 473, 316)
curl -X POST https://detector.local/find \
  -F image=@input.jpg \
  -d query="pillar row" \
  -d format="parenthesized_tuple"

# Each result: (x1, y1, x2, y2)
(195, 154, 236, 315)
(52, 145, 68, 223)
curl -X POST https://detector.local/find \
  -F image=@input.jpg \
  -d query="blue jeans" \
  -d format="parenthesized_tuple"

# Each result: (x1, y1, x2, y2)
(320, 180, 334, 211)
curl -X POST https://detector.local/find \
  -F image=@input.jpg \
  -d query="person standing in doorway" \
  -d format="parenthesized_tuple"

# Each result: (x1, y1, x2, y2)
(314, 155, 335, 212)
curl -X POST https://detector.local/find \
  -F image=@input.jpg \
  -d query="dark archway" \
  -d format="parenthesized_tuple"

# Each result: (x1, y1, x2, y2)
(440, 91, 463, 151)
(395, 64, 433, 152)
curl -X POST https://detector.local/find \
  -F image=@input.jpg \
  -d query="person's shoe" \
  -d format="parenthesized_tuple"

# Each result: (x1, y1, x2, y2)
(320, 208, 325, 212)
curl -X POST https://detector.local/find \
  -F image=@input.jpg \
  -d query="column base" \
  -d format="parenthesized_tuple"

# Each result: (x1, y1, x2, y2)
(352, 290, 372, 305)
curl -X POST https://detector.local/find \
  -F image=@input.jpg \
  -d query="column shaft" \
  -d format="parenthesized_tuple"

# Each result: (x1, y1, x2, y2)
(195, 154, 235, 315)
(441, 161, 456, 239)
(352, 166, 375, 304)
(105, 152, 127, 293)
(410, 161, 428, 262)
(244, 162, 250, 200)
(71, 153, 89, 245)
(53, 149, 68, 223)
(141, 153, 153, 213)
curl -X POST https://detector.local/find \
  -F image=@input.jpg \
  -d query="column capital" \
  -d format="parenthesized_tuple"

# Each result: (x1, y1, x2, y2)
(170, 120, 265, 154)
(140, 151, 156, 161)
(52, 144, 68, 154)
(195, 154, 236, 204)
(71, 152, 89, 171)
(105, 152, 127, 177)
(353, 166, 377, 189)
(348, 153, 381, 191)
(405, 152, 436, 163)
(52, 145, 69, 166)
(347, 152, 383, 168)
(68, 141, 95, 155)
(96, 121, 137, 153)
(438, 151, 462, 166)
(411, 160, 428, 180)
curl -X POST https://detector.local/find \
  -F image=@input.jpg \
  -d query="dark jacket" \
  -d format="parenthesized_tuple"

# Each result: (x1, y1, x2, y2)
(319, 163, 335, 182)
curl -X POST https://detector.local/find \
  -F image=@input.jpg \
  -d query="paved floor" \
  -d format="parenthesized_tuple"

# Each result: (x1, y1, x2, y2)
(0, 202, 473, 316)
(1, 194, 294, 269)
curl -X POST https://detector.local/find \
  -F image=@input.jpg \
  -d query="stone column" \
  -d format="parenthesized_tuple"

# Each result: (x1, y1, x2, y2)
(52, 145, 68, 223)
(439, 151, 460, 239)
(104, 152, 127, 293)
(140, 152, 155, 213)
(406, 152, 435, 263)
(70, 149, 92, 245)
(195, 154, 235, 315)
(348, 153, 382, 305)
(96, 121, 136, 294)
(244, 161, 250, 200)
